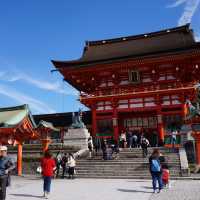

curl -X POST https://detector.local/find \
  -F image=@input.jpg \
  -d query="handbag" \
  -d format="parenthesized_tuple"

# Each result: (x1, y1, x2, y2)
(36, 166, 42, 174)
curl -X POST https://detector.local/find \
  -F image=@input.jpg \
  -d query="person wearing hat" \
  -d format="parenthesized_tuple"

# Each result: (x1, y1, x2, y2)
(0, 146, 15, 200)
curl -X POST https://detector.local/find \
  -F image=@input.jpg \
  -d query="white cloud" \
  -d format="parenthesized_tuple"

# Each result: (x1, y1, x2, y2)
(168, 0, 187, 8)
(0, 84, 56, 114)
(168, 0, 200, 26)
(0, 70, 78, 96)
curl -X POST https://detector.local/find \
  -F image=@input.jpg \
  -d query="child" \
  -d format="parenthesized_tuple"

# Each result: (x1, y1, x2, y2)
(162, 164, 170, 188)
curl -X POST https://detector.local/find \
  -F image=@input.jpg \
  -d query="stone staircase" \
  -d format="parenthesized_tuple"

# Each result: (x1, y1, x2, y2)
(76, 148, 181, 179)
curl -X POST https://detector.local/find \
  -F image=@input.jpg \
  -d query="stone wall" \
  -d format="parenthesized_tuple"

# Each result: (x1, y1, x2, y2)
(8, 144, 81, 175)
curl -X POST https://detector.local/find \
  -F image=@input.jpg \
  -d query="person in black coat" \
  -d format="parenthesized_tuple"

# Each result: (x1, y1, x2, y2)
(61, 153, 68, 178)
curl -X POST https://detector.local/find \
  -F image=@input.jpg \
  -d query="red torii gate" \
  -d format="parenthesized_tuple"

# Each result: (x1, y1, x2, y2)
(0, 105, 58, 176)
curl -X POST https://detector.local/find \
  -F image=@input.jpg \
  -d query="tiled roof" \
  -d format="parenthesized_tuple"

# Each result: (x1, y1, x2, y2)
(52, 24, 198, 68)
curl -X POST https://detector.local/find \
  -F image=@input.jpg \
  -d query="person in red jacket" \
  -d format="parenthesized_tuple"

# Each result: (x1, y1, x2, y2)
(41, 151, 56, 199)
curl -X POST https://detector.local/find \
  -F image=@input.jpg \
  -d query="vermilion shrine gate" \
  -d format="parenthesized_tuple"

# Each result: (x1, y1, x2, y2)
(0, 104, 57, 175)
(52, 23, 200, 150)
(52, 24, 200, 148)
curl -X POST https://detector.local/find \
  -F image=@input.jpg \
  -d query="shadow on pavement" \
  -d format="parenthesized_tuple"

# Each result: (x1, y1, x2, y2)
(142, 186, 153, 189)
(127, 180, 150, 183)
(117, 189, 153, 194)
(10, 194, 43, 198)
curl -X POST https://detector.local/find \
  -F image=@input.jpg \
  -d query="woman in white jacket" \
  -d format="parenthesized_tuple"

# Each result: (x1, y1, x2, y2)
(68, 153, 76, 179)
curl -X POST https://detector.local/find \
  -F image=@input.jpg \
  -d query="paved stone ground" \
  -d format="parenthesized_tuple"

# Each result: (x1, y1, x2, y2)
(6, 177, 200, 200)
(7, 177, 153, 200)
(150, 180, 200, 200)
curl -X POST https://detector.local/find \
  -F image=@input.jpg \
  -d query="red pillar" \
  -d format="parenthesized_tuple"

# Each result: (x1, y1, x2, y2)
(17, 142, 23, 176)
(192, 132, 200, 165)
(158, 123, 164, 142)
(156, 96, 164, 145)
(157, 112, 164, 145)
(41, 139, 51, 152)
(113, 107, 119, 142)
(182, 103, 188, 120)
(92, 106, 97, 137)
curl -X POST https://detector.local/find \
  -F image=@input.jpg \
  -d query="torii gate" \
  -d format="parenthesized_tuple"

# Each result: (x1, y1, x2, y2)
(0, 104, 58, 176)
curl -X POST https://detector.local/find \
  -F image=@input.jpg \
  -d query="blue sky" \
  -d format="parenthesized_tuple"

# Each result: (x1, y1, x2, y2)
(0, 0, 200, 114)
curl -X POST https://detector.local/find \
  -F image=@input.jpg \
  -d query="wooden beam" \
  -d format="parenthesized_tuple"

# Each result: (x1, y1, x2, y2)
(81, 86, 195, 101)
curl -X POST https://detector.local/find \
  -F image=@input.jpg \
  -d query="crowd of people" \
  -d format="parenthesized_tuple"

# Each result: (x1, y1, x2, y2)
(0, 130, 176, 199)
(53, 152, 76, 180)
(119, 130, 150, 158)
(120, 130, 150, 147)
(88, 130, 152, 161)
(43, 137, 170, 196)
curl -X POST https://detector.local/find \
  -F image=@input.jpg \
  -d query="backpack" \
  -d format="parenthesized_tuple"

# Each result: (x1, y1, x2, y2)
(151, 159, 161, 172)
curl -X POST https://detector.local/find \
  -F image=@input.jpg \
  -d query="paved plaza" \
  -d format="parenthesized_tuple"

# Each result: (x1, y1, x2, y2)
(6, 176, 200, 200)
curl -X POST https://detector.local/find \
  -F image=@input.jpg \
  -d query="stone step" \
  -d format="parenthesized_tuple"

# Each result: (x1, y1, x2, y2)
(77, 161, 180, 164)
(76, 169, 181, 174)
(100, 152, 179, 156)
(94, 154, 179, 158)
(76, 167, 180, 172)
(120, 147, 177, 151)
(120, 149, 176, 152)
(76, 170, 181, 174)
(76, 173, 180, 177)
(75, 147, 181, 178)
(76, 175, 152, 179)
(76, 165, 180, 169)
(86, 157, 180, 161)
(119, 152, 178, 155)
(118, 154, 179, 158)
(85, 159, 180, 163)
(75, 175, 180, 179)
(76, 173, 181, 178)
(120, 149, 178, 151)
(119, 150, 178, 153)
(76, 168, 180, 172)
(76, 164, 180, 168)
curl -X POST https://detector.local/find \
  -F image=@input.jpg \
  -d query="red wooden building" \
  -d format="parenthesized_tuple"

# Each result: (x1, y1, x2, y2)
(52, 24, 200, 146)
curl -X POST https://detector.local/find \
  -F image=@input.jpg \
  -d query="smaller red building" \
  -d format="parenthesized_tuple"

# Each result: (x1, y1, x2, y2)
(52, 24, 200, 146)
(0, 104, 58, 175)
